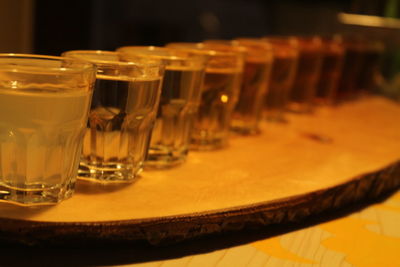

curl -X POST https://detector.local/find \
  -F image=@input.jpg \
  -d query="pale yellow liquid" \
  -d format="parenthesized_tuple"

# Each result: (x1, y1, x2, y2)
(0, 88, 91, 203)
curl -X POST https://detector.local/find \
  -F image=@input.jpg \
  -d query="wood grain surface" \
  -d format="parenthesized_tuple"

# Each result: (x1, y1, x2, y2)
(0, 96, 399, 246)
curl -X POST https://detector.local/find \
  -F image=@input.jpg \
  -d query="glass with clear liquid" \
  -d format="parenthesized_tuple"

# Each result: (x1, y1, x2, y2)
(0, 54, 95, 205)
(63, 50, 163, 182)
(117, 47, 205, 168)
(193, 67, 242, 147)
(147, 66, 204, 167)
(166, 43, 244, 150)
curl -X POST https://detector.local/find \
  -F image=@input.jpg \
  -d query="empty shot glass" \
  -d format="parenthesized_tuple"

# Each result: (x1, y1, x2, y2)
(166, 43, 243, 150)
(206, 40, 273, 134)
(0, 54, 96, 205)
(117, 46, 206, 168)
(62, 50, 163, 182)
(288, 36, 323, 113)
(263, 37, 299, 122)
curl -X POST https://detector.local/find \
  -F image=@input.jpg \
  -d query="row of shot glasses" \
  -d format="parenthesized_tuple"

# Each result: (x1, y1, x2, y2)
(0, 34, 382, 205)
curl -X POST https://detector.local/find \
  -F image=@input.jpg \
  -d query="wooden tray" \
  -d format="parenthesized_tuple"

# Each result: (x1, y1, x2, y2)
(0, 97, 399, 246)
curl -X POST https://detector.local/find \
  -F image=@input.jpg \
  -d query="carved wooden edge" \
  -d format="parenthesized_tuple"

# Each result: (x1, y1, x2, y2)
(0, 160, 399, 247)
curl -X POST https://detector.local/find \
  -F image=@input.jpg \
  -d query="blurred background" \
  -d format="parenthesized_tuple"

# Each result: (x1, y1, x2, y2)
(1, 0, 399, 54)
(1, 0, 400, 99)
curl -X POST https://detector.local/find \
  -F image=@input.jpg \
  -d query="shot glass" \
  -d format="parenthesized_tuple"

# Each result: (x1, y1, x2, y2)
(62, 50, 163, 182)
(287, 36, 323, 113)
(206, 40, 273, 134)
(262, 36, 299, 122)
(0, 54, 96, 205)
(337, 36, 384, 101)
(315, 35, 345, 105)
(357, 40, 384, 95)
(166, 42, 243, 150)
(116, 46, 206, 168)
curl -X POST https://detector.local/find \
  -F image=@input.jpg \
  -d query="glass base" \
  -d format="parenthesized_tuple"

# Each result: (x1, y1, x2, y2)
(0, 182, 74, 206)
(286, 102, 313, 114)
(230, 119, 260, 135)
(78, 161, 140, 183)
(190, 137, 227, 151)
(230, 126, 260, 135)
(264, 109, 288, 124)
(265, 114, 288, 124)
(145, 147, 188, 169)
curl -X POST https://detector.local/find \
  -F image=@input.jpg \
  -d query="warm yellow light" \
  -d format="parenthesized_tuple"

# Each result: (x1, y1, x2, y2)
(220, 94, 228, 103)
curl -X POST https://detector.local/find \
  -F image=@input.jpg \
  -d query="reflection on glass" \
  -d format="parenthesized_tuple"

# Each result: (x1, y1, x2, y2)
(117, 46, 205, 168)
(288, 36, 323, 113)
(63, 50, 163, 182)
(316, 35, 345, 105)
(0, 54, 95, 205)
(166, 42, 243, 150)
(263, 36, 299, 122)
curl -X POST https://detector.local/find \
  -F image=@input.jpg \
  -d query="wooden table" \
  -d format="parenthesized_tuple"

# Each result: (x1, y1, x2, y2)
(0, 96, 399, 267)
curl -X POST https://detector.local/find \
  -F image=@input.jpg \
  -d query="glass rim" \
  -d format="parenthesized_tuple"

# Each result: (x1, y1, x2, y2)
(0, 53, 96, 73)
(203, 40, 273, 63)
(165, 42, 241, 58)
(261, 36, 301, 52)
(201, 41, 248, 54)
(233, 38, 273, 49)
(62, 50, 163, 68)
(293, 35, 323, 42)
(262, 36, 299, 43)
(117, 46, 205, 62)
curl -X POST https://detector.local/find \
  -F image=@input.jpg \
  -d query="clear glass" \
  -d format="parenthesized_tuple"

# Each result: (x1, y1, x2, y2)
(62, 50, 163, 182)
(229, 39, 273, 133)
(287, 36, 323, 113)
(0, 54, 96, 205)
(117, 46, 205, 168)
(337, 35, 384, 102)
(262, 37, 299, 122)
(166, 43, 243, 150)
(315, 35, 345, 105)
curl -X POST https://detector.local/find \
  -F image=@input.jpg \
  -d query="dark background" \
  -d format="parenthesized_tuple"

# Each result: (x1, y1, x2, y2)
(33, 0, 394, 56)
